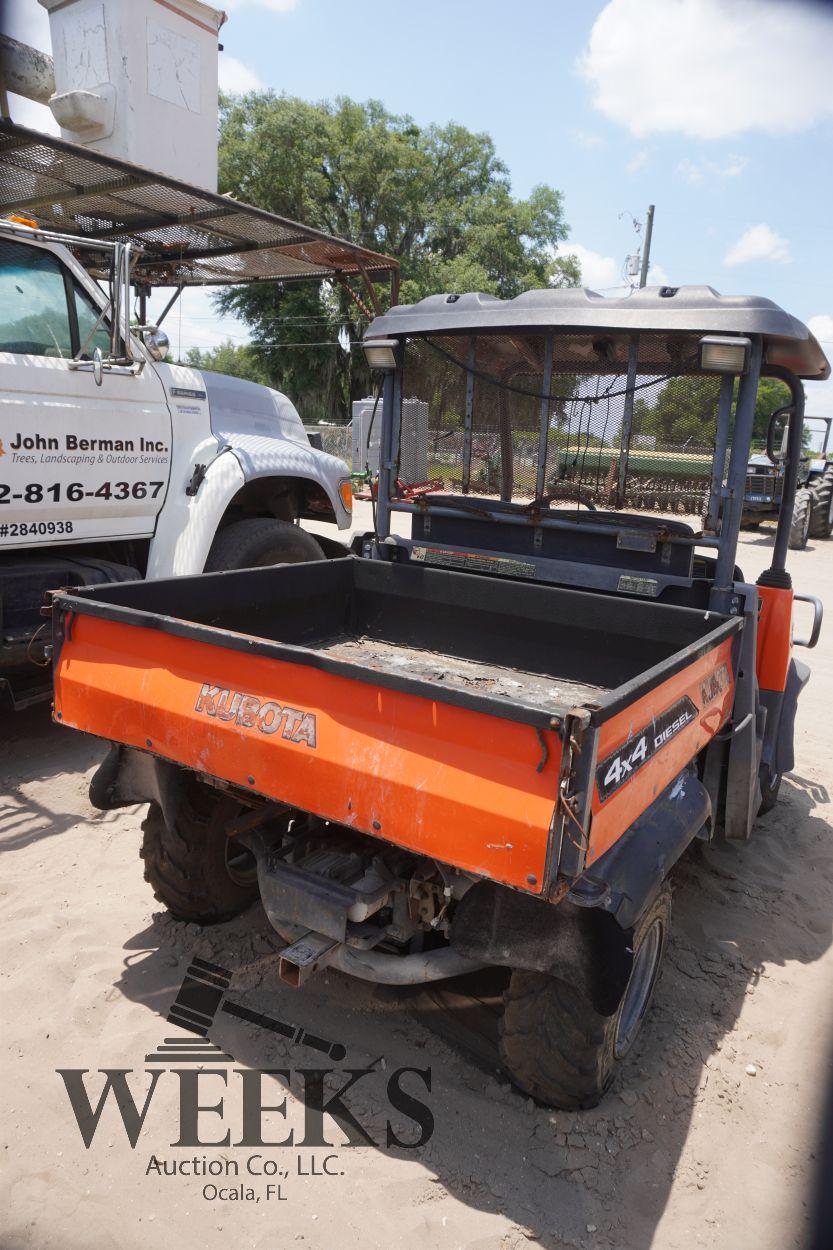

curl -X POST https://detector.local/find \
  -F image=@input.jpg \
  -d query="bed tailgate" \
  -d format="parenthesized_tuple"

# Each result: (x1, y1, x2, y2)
(52, 610, 564, 895)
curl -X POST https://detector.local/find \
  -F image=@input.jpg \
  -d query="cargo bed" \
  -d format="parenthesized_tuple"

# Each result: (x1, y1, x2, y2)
(52, 557, 741, 892)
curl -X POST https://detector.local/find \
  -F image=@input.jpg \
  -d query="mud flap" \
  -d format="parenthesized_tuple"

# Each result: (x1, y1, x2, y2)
(450, 884, 633, 1017)
(89, 744, 188, 830)
(773, 658, 810, 777)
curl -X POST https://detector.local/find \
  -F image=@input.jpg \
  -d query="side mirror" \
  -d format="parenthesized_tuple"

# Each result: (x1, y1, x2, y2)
(92, 347, 103, 387)
(138, 326, 169, 361)
(766, 405, 793, 464)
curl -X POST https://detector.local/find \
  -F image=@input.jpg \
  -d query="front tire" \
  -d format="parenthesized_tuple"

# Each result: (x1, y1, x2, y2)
(498, 887, 671, 1109)
(788, 488, 812, 550)
(140, 776, 258, 924)
(205, 517, 325, 572)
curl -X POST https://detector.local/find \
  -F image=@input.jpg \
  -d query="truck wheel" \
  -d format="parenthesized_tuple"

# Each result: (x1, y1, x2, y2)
(788, 489, 812, 550)
(498, 887, 671, 1109)
(140, 778, 258, 924)
(809, 468, 833, 539)
(758, 763, 782, 814)
(204, 517, 325, 571)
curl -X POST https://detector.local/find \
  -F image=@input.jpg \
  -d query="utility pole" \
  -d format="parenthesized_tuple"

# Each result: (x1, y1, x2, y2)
(638, 204, 655, 288)
(617, 203, 656, 504)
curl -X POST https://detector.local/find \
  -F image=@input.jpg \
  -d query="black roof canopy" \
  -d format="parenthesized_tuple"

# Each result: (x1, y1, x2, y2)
(366, 286, 829, 380)
(0, 119, 398, 293)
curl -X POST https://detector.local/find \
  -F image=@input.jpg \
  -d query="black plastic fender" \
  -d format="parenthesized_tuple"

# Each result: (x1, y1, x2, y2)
(451, 771, 710, 1014)
(451, 882, 634, 1016)
(89, 744, 188, 831)
(569, 771, 711, 928)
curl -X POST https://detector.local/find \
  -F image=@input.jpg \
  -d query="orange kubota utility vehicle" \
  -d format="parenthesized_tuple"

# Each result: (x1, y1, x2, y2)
(52, 287, 828, 1108)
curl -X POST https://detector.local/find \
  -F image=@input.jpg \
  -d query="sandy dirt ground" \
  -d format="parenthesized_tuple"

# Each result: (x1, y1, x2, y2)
(2, 510, 832, 1250)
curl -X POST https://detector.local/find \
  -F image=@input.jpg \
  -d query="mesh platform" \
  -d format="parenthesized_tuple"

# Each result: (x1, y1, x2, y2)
(399, 332, 727, 519)
(0, 120, 397, 289)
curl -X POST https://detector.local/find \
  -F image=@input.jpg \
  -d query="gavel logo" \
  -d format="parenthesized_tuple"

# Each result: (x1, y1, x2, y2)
(146, 955, 347, 1065)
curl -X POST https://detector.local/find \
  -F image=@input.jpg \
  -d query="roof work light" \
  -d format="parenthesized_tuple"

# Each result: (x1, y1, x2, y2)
(699, 336, 751, 374)
(363, 339, 397, 371)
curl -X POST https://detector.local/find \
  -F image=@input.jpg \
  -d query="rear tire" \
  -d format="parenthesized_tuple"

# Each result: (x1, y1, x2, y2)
(758, 764, 782, 814)
(140, 777, 258, 924)
(497, 887, 671, 1109)
(809, 468, 833, 539)
(788, 488, 812, 550)
(204, 517, 325, 571)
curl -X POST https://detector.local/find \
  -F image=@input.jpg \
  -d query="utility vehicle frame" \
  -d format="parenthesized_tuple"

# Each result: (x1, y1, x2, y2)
(51, 285, 828, 1107)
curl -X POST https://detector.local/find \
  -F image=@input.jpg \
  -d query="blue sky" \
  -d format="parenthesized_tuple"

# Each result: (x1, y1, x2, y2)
(7, 0, 833, 413)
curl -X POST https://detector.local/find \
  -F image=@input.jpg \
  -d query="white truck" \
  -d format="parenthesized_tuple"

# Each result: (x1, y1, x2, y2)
(0, 123, 398, 710)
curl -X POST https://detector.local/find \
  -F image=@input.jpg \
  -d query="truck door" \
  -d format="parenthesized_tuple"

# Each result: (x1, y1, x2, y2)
(0, 237, 172, 550)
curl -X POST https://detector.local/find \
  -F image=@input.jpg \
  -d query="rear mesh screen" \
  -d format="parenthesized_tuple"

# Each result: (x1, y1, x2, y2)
(398, 332, 728, 519)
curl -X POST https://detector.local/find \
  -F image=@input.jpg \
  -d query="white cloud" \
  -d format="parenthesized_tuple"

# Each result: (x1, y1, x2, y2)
(723, 223, 791, 266)
(647, 263, 669, 286)
(676, 158, 704, 185)
(579, 0, 833, 139)
(218, 54, 264, 94)
(559, 243, 620, 291)
(677, 154, 748, 183)
(626, 149, 648, 174)
(557, 244, 669, 292)
(808, 315, 833, 346)
(571, 130, 605, 150)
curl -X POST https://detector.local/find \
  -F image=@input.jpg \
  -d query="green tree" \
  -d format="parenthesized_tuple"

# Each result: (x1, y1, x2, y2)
(632, 374, 793, 449)
(184, 339, 271, 385)
(213, 93, 579, 421)
(750, 376, 791, 447)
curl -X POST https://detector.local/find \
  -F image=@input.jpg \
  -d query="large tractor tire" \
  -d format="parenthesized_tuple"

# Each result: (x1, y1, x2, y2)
(498, 886, 671, 1109)
(140, 777, 258, 924)
(809, 467, 833, 540)
(205, 517, 325, 572)
(788, 488, 812, 550)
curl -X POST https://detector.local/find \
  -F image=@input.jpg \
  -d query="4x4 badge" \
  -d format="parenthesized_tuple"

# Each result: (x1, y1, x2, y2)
(596, 695, 697, 802)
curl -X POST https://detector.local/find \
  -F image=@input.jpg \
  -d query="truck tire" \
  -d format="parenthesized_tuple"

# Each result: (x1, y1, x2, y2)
(788, 489, 812, 550)
(204, 517, 325, 571)
(758, 763, 782, 814)
(140, 778, 258, 924)
(498, 887, 671, 1109)
(809, 468, 833, 539)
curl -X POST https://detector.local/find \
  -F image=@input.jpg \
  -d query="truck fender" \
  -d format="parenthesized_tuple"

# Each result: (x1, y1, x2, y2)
(567, 771, 710, 929)
(146, 443, 246, 578)
(89, 744, 187, 832)
(759, 656, 810, 779)
(451, 771, 710, 1015)
(228, 433, 350, 532)
(451, 883, 634, 1016)
(146, 436, 350, 579)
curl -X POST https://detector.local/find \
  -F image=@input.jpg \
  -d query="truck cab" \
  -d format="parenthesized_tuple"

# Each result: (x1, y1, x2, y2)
(0, 119, 399, 709)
